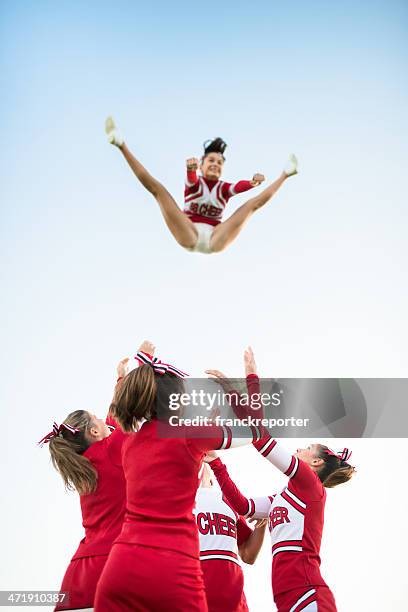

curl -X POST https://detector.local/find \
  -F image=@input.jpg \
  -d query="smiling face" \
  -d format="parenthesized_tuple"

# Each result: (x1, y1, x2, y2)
(296, 443, 325, 471)
(200, 152, 224, 180)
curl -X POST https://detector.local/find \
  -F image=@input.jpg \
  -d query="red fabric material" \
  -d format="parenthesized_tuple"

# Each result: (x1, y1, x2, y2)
(274, 585, 337, 612)
(232, 180, 253, 194)
(211, 457, 329, 597)
(184, 176, 254, 226)
(210, 459, 250, 517)
(185, 214, 221, 226)
(55, 555, 107, 610)
(71, 428, 128, 560)
(95, 543, 208, 612)
(201, 558, 249, 612)
(236, 516, 252, 547)
(226, 374, 263, 421)
(187, 169, 200, 186)
(115, 420, 229, 558)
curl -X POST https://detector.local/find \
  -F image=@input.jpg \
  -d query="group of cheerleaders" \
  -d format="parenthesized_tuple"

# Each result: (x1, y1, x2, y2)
(41, 342, 355, 612)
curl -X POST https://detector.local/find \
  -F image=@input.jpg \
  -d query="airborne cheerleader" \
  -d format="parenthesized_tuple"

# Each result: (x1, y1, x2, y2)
(105, 117, 297, 254)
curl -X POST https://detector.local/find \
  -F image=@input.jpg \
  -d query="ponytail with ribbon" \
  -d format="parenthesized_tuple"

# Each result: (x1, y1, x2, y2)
(323, 447, 353, 464)
(319, 445, 356, 488)
(38, 410, 98, 495)
(38, 421, 80, 447)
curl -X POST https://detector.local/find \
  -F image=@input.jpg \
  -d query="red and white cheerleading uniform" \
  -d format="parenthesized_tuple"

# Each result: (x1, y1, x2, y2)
(209, 373, 338, 612)
(94, 418, 263, 612)
(194, 488, 252, 612)
(184, 170, 255, 226)
(56, 415, 128, 611)
(183, 171, 255, 253)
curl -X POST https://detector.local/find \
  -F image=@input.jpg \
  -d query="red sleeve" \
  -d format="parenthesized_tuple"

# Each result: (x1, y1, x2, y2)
(229, 180, 254, 196)
(186, 169, 199, 187)
(210, 458, 252, 516)
(237, 516, 253, 546)
(228, 374, 266, 433)
(211, 458, 273, 518)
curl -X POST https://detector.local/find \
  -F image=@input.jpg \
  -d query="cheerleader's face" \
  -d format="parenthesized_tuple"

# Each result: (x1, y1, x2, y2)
(296, 444, 324, 470)
(201, 153, 224, 180)
(87, 414, 111, 441)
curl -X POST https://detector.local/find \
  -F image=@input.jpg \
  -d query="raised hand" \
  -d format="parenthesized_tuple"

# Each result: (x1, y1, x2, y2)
(244, 346, 257, 377)
(117, 357, 130, 379)
(205, 369, 235, 394)
(138, 340, 156, 356)
(250, 173, 265, 187)
(186, 157, 200, 171)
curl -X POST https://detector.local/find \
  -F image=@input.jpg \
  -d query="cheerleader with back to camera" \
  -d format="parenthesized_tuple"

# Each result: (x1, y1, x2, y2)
(37, 345, 151, 612)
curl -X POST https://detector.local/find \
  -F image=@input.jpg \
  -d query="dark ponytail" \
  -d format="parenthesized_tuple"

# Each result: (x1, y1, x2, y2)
(203, 137, 227, 160)
(317, 445, 355, 488)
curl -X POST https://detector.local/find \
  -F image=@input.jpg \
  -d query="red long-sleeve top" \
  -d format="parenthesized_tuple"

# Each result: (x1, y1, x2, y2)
(184, 170, 255, 226)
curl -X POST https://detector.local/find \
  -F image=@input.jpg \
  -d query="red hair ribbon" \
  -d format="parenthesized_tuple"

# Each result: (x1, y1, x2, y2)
(324, 447, 352, 463)
(38, 421, 80, 447)
(135, 351, 189, 378)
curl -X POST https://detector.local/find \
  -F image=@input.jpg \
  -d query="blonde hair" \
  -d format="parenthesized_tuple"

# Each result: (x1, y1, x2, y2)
(48, 410, 98, 495)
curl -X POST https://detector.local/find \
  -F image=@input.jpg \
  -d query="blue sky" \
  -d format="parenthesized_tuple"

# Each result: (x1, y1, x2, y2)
(1, 2, 407, 609)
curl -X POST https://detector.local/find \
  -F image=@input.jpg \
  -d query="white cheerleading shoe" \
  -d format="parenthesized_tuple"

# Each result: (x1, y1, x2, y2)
(105, 116, 124, 147)
(284, 154, 298, 177)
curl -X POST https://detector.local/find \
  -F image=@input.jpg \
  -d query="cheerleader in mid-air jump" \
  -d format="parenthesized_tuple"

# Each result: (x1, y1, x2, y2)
(105, 117, 298, 254)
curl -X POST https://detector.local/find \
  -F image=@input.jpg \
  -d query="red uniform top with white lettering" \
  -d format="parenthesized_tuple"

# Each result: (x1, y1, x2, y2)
(72, 415, 128, 560)
(115, 419, 263, 558)
(208, 373, 330, 600)
(184, 170, 255, 226)
(194, 488, 252, 612)
(210, 444, 328, 599)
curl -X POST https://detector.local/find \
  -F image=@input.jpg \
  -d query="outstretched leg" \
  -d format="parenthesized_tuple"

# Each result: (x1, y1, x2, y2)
(106, 118, 197, 250)
(210, 157, 297, 253)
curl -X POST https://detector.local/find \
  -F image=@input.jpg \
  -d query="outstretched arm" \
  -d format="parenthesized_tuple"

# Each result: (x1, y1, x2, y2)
(253, 434, 321, 497)
(207, 453, 273, 519)
(106, 357, 130, 427)
(227, 174, 265, 197)
(107, 340, 156, 427)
